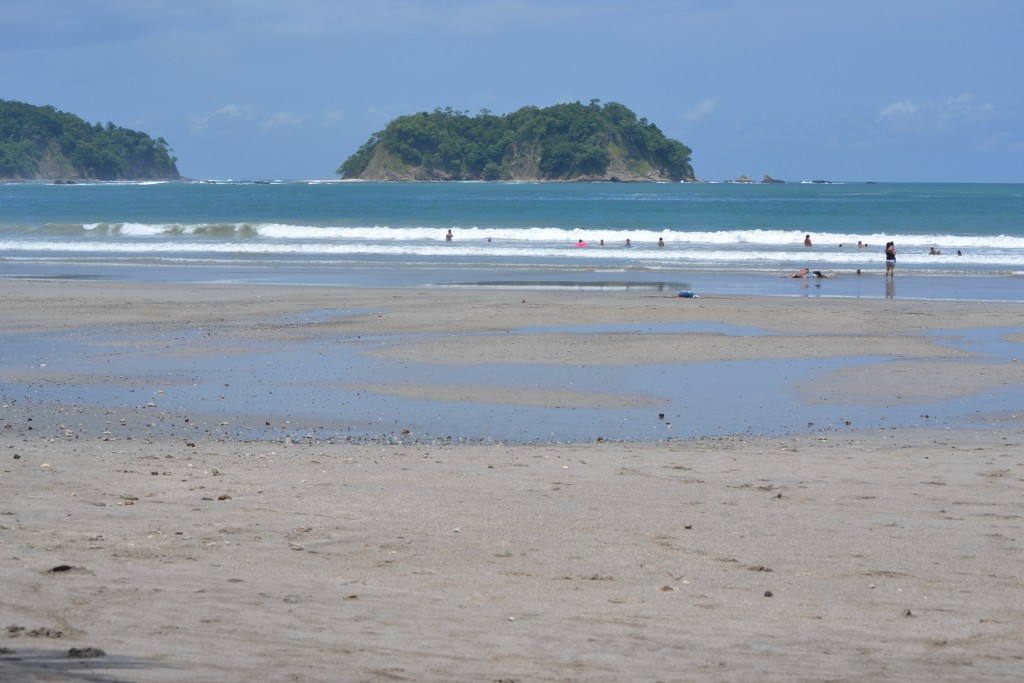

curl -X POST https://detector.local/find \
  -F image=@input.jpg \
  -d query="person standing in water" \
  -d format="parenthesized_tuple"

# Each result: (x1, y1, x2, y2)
(885, 241, 896, 278)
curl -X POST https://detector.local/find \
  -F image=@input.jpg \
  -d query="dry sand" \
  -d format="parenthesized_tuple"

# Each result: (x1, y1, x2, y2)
(2, 281, 1024, 681)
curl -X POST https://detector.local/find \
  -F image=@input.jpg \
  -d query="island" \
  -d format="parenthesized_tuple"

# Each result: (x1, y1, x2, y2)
(337, 100, 695, 182)
(0, 99, 180, 182)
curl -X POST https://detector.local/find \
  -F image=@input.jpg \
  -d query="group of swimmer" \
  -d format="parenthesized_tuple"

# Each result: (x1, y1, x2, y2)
(797, 234, 965, 280)
(787, 240, 892, 279)
(447, 232, 961, 278)
(573, 240, 659, 250)
(450, 229, 663, 249)
(449, 230, 666, 249)
(807, 234, 872, 249)
(805, 233, 960, 256)
(575, 237, 661, 248)
(788, 235, 885, 279)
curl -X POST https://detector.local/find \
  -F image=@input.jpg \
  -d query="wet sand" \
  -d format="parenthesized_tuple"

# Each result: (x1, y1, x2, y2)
(2, 281, 1024, 681)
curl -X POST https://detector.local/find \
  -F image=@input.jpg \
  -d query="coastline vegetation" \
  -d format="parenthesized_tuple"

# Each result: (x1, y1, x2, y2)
(338, 100, 694, 182)
(0, 99, 180, 181)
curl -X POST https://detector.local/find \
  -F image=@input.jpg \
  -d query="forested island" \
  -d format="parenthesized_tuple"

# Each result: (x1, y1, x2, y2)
(338, 100, 695, 182)
(0, 99, 180, 181)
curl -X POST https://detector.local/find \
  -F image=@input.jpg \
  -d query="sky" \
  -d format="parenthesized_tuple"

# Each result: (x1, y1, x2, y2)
(3, 0, 1021, 182)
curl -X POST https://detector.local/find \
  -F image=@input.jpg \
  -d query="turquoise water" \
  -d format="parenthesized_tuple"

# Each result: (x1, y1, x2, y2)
(2, 180, 1023, 299)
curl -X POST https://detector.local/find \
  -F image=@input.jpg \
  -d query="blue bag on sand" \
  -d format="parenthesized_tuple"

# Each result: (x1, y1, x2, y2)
(677, 291, 698, 298)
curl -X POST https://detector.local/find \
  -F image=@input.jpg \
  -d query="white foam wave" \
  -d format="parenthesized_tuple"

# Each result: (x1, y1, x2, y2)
(118, 222, 173, 237)
(3, 239, 1022, 267)
(55, 222, 1024, 250)
(39, 221, 1024, 251)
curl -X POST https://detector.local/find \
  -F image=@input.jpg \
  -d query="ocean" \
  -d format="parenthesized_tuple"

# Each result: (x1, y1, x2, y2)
(2, 180, 1023, 300)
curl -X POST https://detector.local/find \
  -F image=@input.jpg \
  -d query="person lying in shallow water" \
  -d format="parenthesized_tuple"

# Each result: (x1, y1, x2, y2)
(783, 268, 829, 278)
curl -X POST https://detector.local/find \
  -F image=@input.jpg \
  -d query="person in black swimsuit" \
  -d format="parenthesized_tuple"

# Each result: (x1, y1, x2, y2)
(885, 241, 896, 278)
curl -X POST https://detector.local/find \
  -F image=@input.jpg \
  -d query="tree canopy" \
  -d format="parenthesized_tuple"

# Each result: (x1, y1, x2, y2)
(338, 100, 694, 182)
(0, 99, 180, 180)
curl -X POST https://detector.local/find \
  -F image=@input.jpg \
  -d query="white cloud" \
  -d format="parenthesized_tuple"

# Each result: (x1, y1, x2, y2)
(682, 98, 718, 124)
(877, 94, 996, 131)
(187, 106, 302, 134)
(936, 93, 994, 130)
(876, 99, 919, 123)
(187, 105, 245, 133)
(259, 112, 303, 130)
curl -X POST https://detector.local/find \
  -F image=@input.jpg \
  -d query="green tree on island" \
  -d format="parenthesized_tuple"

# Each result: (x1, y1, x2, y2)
(338, 100, 694, 182)
(0, 99, 180, 181)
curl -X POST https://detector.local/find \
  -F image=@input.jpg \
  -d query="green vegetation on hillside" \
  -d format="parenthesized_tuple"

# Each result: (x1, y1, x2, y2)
(338, 100, 694, 182)
(0, 99, 179, 180)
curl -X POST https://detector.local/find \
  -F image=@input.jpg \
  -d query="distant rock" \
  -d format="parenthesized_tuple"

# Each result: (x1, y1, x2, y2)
(763, 174, 784, 183)
(736, 175, 754, 183)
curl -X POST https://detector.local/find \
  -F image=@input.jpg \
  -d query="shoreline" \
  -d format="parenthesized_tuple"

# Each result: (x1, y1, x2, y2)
(3, 280, 1024, 441)
(5, 264, 1024, 304)
(3, 280, 1024, 443)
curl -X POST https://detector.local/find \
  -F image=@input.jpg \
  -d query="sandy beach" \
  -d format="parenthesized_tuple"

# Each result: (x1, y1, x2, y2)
(3, 281, 1024, 681)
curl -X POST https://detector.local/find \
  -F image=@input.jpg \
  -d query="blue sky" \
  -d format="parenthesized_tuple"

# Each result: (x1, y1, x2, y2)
(3, 0, 1021, 182)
